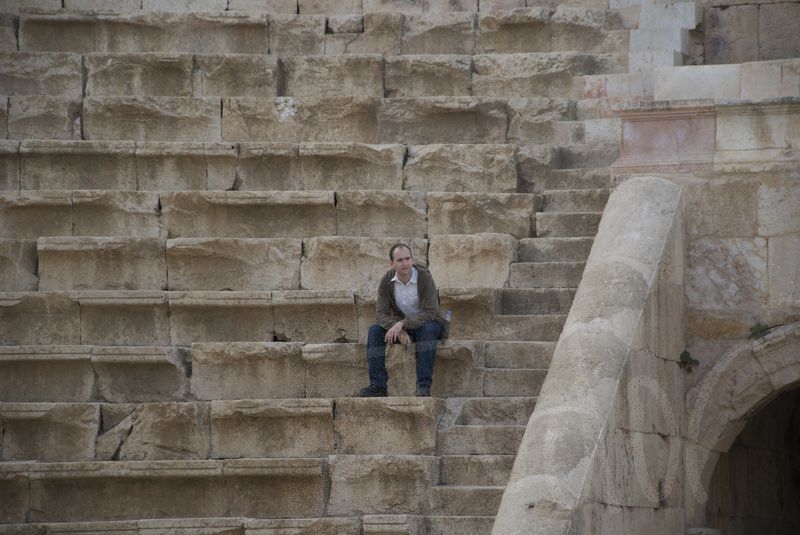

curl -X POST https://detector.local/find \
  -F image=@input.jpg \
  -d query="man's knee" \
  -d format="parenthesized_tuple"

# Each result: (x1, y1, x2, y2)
(419, 320, 441, 339)
(368, 323, 385, 338)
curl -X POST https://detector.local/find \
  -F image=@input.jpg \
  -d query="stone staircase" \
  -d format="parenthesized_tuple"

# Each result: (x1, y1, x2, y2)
(0, 2, 625, 533)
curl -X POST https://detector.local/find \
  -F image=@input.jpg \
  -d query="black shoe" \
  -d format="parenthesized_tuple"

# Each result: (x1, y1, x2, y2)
(415, 386, 431, 397)
(358, 384, 388, 397)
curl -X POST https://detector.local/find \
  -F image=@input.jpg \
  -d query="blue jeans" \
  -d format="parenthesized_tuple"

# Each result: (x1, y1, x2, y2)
(367, 321, 444, 390)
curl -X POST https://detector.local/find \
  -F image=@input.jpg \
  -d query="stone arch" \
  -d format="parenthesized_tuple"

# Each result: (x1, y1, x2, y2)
(684, 320, 800, 525)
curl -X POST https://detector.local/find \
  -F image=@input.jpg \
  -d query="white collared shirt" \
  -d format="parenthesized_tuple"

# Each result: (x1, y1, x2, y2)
(392, 266, 421, 318)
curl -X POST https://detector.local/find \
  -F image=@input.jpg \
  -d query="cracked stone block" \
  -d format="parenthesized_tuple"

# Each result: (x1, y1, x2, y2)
(327, 15, 364, 34)
(167, 238, 302, 291)
(401, 12, 475, 55)
(299, 142, 404, 191)
(385, 55, 471, 98)
(20, 140, 138, 190)
(273, 290, 358, 343)
(72, 190, 161, 238)
(37, 237, 167, 291)
(191, 342, 306, 400)
(8, 96, 82, 140)
(210, 399, 334, 458)
(0, 52, 83, 98)
(0, 293, 80, 345)
(335, 190, 427, 238)
(234, 143, 301, 191)
(301, 237, 428, 291)
(0, 191, 72, 239)
(168, 292, 274, 345)
(269, 15, 325, 56)
(283, 55, 383, 98)
(85, 54, 193, 97)
(222, 96, 379, 143)
(429, 233, 517, 287)
(192, 54, 278, 97)
(136, 142, 237, 191)
(477, 8, 551, 53)
(0, 403, 99, 462)
(0, 239, 38, 291)
(0, 346, 94, 402)
(506, 98, 575, 144)
(324, 13, 403, 55)
(403, 144, 517, 193)
(427, 192, 536, 238)
(83, 97, 221, 142)
(113, 403, 211, 461)
(430, 341, 484, 397)
(77, 291, 170, 346)
(92, 347, 188, 403)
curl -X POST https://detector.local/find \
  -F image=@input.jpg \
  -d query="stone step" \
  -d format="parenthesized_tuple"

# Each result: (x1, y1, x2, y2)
(0, 239, 38, 292)
(509, 262, 586, 288)
(440, 455, 515, 485)
(542, 188, 611, 212)
(425, 516, 495, 535)
(518, 237, 594, 262)
(484, 340, 554, 369)
(535, 212, 602, 237)
(455, 397, 536, 425)
(484, 368, 546, 397)
(497, 287, 575, 315)
(518, 165, 613, 194)
(437, 424, 525, 454)
(430, 486, 504, 516)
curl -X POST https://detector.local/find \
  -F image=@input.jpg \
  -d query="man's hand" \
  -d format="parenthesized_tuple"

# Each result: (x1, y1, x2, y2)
(398, 330, 411, 348)
(385, 321, 405, 344)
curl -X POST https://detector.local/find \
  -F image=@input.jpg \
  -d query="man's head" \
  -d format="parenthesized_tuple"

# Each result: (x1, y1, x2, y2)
(389, 243, 413, 279)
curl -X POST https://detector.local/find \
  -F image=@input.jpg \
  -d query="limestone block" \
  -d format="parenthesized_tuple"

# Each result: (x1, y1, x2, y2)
(228, 0, 297, 12)
(20, 140, 138, 190)
(301, 237, 428, 291)
(480, 0, 524, 9)
(8, 96, 82, 140)
(299, 142, 404, 190)
(429, 233, 516, 287)
(483, 340, 553, 368)
(655, 65, 741, 100)
(113, 403, 211, 461)
(427, 192, 536, 238)
(440, 454, 513, 486)
(401, 13, 475, 55)
(336, 399, 441, 455)
(37, 237, 167, 291)
(431, 341, 484, 397)
(142, 0, 228, 11)
(686, 178, 758, 237)
(272, 289, 358, 342)
(364, 0, 476, 13)
(363, 515, 423, 535)
(0, 403, 99, 462)
(92, 346, 188, 403)
(704, 5, 757, 64)
(0, 191, 72, 239)
(302, 343, 367, 397)
(0, 141, 19, 190)
(768, 236, 800, 309)
(402, 144, 517, 193)
(136, 142, 234, 191)
(327, 455, 437, 515)
(85, 54, 193, 97)
(385, 55, 470, 98)
(324, 13, 403, 55)
(246, 518, 361, 534)
(234, 143, 301, 190)
(222, 97, 379, 143)
(0, 239, 38, 291)
(139, 518, 245, 533)
(66, 0, 140, 9)
(0, 346, 94, 402)
(328, 15, 364, 34)
(192, 54, 278, 98)
(477, 8, 551, 53)
(284, 55, 383, 98)
(620, 112, 714, 170)
(741, 60, 800, 99)
(0, 464, 28, 523)
(0, 293, 80, 345)
(210, 399, 334, 458)
(336, 190, 427, 238)
(72, 190, 161, 238)
(686, 238, 767, 311)
(83, 97, 221, 142)
(161, 191, 336, 238)
(506, 98, 575, 145)
(377, 97, 507, 144)
(0, 52, 83, 98)
(191, 342, 306, 400)
(758, 176, 800, 236)
(167, 238, 301, 291)
(758, 4, 800, 60)
(77, 291, 170, 346)
(299, 0, 361, 13)
(269, 15, 325, 56)
(167, 291, 273, 345)
(0, 96, 7, 138)
(438, 423, 524, 454)
(583, 117, 621, 145)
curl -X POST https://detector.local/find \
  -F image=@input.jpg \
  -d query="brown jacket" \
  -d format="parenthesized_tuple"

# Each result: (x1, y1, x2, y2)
(376, 264, 450, 339)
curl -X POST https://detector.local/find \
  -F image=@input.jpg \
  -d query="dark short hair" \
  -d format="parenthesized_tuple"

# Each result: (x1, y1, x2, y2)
(389, 243, 413, 261)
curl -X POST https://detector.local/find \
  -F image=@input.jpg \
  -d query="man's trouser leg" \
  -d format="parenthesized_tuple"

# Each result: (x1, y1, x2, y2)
(367, 323, 389, 389)
(409, 320, 443, 390)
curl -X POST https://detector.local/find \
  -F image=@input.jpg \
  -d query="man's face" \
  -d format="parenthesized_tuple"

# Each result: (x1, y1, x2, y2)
(390, 246, 413, 277)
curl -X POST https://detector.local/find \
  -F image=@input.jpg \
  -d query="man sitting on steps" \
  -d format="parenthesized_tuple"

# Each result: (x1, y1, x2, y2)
(358, 243, 450, 398)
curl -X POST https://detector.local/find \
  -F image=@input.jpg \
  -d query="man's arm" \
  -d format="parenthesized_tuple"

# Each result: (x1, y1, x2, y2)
(375, 275, 403, 330)
(401, 272, 440, 330)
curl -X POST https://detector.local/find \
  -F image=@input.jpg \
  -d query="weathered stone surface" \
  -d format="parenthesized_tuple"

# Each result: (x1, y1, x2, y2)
(758, 176, 800, 236)
(269, 15, 325, 56)
(477, 8, 551, 53)
(484, 340, 554, 368)
(506, 98, 575, 144)
(335, 190, 427, 238)
(0, 403, 99, 461)
(301, 237, 428, 291)
(402, 12, 475, 55)
(479, 0, 524, 10)
(0, 191, 73, 239)
(228, 0, 297, 12)
(438, 423, 524, 454)
(168, 291, 273, 345)
(0, 239, 38, 291)
(66, 0, 140, 9)
(191, 342, 305, 400)
(385, 55, 471, 98)
(768, 235, 800, 309)
(324, 13, 403, 55)
(536, 212, 601, 237)
(758, 3, 800, 61)
(0, 141, 19, 190)
(142, 0, 228, 11)
(77, 291, 170, 346)
(301, 343, 366, 398)
(327, 14, 364, 34)
(0, 464, 28, 523)
(137, 142, 234, 191)
(38, 238, 166, 291)
(299, 0, 361, 14)
(378, 97, 507, 144)
(8, 96, 82, 140)
(327, 455, 437, 515)
(440, 454, 515, 486)
(655, 65, 741, 101)
(427, 192, 536, 238)
(284, 55, 383, 98)
(234, 143, 300, 191)
(364, 0, 476, 12)
(299, 143, 404, 190)
(247, 518, 361, 534)
(518, 237, 594, 263)
(273, 290, 358, 343)
(20, 140, 138, 190)
(403, 144, 517, 193)
(211, 399, 334, 458)
(84, 97, 221, 142)
(740, 60, 800, 99)
(509, 261, 584, 289)
(161, 191, 336, 238)
(429, 233, 517, 288)
(111, 403, 211, 461)
(704, 5, 758, 64)
(686, 178, 758, 238)
(192, 54, 278, 97)
(167, 238, 301, 291)
(431, 486, 503, 515)
(92, 346, 188, 403)
(72, 190, 161, 238)
(222, 97, 379, 143)
(0, 293, 80, 346)
(85, 54, 193, 97)
(0, 346, 94, 402)
(0, 52, 83, 98)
